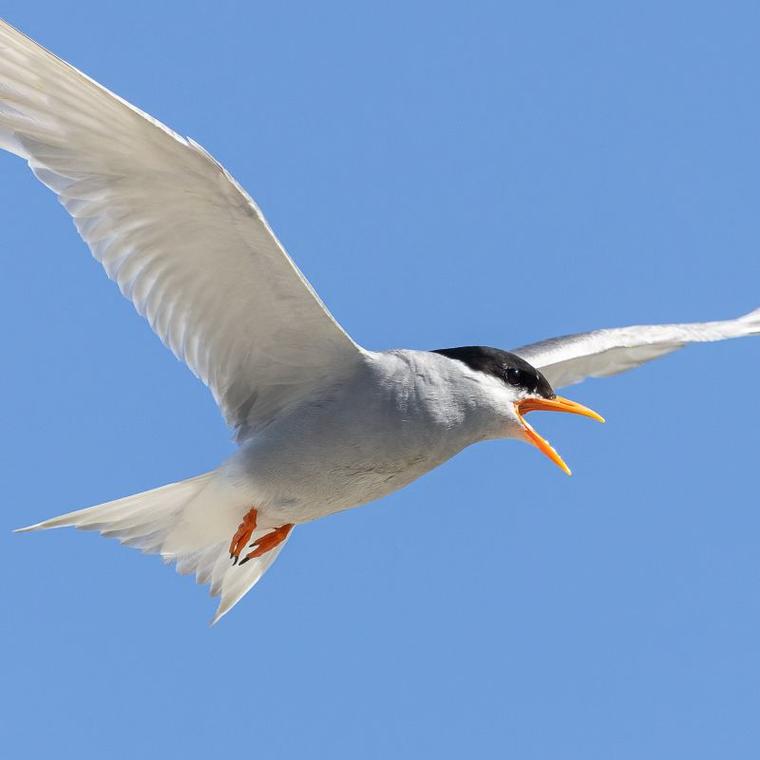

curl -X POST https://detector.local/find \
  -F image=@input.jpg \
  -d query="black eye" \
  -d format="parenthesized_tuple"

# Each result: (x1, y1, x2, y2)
(505, 366, 539, 392)
(505, 367, 522, 386)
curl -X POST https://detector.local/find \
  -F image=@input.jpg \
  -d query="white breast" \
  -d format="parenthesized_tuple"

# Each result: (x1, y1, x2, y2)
(221, 350, 501, 523)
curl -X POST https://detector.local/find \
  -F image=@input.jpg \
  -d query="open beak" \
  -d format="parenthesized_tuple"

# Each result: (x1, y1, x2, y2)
(514, 396, 605, 476)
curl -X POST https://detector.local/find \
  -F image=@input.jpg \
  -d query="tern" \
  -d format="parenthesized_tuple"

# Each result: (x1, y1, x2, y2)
(3, 20, 758, 623)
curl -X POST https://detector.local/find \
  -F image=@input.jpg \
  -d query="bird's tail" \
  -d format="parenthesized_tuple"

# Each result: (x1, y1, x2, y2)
(16, 472, 291, 624)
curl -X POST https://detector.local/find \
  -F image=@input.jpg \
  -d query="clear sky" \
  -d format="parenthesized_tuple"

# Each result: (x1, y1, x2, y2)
(2, 2, 759, 758)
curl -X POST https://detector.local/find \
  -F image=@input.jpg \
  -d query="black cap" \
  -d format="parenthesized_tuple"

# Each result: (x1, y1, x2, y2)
(431, 346, 555, 399)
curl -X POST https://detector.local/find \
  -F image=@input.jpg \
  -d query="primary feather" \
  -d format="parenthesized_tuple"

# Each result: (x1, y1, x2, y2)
(513, 308, 760, 389)
(0, 19, 362, 438)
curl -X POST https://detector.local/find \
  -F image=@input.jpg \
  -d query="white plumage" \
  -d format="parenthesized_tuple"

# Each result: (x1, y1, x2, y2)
(3, 19, 757, 623)
(514, 309, 760, 389)
(0, 19, 360, 440)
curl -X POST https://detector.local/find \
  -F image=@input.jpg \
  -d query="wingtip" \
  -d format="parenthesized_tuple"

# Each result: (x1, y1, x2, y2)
(732, 308, 760, 340)
(739, 306, 760, 328)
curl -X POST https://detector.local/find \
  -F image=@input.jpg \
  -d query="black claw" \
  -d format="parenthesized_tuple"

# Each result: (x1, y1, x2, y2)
(239, 556, 251, 566)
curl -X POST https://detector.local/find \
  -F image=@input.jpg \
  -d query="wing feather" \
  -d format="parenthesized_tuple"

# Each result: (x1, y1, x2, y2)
(513, 308, 760, 389)
(0, 19, 362, 437)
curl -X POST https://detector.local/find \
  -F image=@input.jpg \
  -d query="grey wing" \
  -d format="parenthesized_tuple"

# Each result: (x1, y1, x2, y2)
(512, 308, 760, 390)
(0, 19, 363, 438)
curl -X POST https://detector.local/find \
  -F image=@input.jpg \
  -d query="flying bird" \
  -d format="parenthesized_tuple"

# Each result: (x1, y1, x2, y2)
(3, 20, 757, 623)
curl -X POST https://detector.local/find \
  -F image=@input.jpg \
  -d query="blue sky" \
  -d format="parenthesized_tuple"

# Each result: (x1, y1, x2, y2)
(2, 2, 759, 758)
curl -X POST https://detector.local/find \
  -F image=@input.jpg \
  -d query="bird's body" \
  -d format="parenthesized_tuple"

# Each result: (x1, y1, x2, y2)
(228, 349, 508, 524)
(2, 18, 757, 622)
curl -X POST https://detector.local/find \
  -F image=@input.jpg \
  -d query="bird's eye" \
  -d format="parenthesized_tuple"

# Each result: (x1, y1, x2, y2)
(505, 366, 539, 392)
(506, 367, 522, 386)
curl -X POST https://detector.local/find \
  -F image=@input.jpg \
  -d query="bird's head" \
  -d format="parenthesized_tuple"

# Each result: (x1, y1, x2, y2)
(432, 346, 604, 475)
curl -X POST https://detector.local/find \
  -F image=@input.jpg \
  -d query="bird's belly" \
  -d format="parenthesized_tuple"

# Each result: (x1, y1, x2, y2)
(227, 414, 464, 524)
(284, 467, 424, 522)
(228, 441, 444, 524)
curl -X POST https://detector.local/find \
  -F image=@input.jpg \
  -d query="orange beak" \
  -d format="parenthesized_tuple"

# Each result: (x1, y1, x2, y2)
(514, 396, 605, 476)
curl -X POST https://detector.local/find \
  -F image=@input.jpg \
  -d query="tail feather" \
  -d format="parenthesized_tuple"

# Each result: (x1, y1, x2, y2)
(16, 472, 291, 624)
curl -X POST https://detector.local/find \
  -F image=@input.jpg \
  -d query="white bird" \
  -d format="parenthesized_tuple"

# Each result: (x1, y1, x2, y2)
(3, 19, 758, 623)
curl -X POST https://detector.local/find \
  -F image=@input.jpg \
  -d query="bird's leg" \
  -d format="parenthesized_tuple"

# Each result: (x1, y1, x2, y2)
(239, 523, 293, 566)
(229, 507, 258, 565)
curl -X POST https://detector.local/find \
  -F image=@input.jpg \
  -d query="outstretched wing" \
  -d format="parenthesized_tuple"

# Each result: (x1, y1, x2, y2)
(0, 19, 362, 438)
(512, 308, 760, 389)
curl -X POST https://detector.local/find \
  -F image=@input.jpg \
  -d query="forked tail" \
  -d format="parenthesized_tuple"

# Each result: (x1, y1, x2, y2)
(16, 472, 292, 624)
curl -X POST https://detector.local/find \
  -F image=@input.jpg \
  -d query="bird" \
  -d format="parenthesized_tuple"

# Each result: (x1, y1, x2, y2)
(2, 19, 757, 624)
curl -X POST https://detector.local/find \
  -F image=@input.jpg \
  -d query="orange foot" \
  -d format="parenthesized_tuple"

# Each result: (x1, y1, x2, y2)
(229, 508, 258, 565)
(239, 523, 293, 566)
